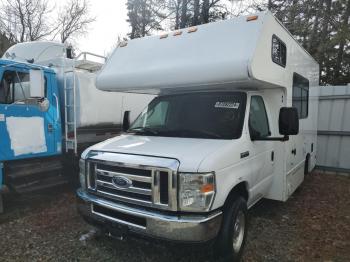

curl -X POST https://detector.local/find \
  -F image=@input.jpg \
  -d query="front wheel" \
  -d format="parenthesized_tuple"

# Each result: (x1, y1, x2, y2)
(214, 196, 248, 262)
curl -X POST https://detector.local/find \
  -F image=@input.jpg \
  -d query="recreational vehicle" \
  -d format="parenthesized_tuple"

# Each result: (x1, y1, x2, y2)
(77, 12, 319, 260)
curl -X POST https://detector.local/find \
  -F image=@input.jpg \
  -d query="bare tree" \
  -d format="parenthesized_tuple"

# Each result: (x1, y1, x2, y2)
(0, 0, 55, 43)
(56, 0, 96, 43)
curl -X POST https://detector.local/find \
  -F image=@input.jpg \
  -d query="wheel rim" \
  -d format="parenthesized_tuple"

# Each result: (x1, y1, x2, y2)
(232, 210, 245, 253)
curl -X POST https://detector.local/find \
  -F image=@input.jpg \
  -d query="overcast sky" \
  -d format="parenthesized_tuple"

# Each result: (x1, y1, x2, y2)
(53, 0, 130, 56)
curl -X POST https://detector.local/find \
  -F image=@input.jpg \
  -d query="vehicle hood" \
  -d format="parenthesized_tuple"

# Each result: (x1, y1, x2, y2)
(82, 134, 230, 172)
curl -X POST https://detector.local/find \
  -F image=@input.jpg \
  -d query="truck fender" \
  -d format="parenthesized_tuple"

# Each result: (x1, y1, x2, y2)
(223, 181, 249, 208)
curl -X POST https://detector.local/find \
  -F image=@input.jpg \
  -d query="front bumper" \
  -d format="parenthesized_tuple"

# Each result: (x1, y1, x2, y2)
(77, 189, 222, 242)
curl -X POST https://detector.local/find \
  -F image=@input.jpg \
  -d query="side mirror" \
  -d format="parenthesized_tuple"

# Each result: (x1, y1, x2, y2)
(122, 111, 130, 132)
(279, 107, 299, 136)
(29, 69, 45, 98)
(38, 98, 50, 112)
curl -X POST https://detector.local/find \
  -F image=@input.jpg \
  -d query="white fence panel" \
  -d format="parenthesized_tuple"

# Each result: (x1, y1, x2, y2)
(316, 85, 350, 174)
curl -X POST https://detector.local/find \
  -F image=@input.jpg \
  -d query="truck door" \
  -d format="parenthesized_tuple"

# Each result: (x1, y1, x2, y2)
(0, 67, 60, 161)
(247, 95, 275, 198)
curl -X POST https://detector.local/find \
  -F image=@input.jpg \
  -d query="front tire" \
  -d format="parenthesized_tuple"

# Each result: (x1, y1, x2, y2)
(214, 196, 248, 262)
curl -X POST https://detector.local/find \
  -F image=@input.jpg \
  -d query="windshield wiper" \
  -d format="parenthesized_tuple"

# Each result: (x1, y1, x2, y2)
(127, 127, 160, 135)
(162, 129, 221, 139)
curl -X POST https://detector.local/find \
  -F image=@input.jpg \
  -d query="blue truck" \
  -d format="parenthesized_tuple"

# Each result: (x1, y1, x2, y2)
(0, 41, 153, 212)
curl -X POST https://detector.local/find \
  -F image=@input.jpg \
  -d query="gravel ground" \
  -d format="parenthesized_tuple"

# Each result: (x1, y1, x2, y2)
(0, 172, 349, 262)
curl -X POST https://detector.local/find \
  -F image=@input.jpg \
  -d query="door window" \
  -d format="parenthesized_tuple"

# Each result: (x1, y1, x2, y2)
(292, 73, 309, 119)
(0, 70, 47, 105)
(249, 96, 270, 139)
(0, 71, 31, 104)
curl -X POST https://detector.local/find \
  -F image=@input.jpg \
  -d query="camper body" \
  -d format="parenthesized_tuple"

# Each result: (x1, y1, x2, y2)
(77, 12, 319, 259)
(0, 41, 153, 212)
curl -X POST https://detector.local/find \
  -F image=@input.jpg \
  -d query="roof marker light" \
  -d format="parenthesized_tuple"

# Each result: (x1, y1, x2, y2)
(246, 15, 258, 22)
(119, 41, 128, 47)
(188, 27, 198, 33)
(173, 31, 182, 36)
(160, 34, 168, 39)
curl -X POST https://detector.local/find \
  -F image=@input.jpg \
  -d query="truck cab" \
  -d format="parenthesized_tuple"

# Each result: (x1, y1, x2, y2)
(0, 41, 153, 213)
(0, 61, 61, 160)
(77, 12, 318, 260)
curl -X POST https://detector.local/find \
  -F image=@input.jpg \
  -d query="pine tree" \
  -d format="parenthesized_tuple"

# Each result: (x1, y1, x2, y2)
(126, 0, 166, 39)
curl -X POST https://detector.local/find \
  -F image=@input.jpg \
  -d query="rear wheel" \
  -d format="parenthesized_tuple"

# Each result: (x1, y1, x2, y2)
(304, 154, 310, 175)
(214, 196, 248, 262)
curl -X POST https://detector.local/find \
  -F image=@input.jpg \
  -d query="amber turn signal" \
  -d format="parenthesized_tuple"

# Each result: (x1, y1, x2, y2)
(246, 15, 258, 22)
(201, 184, 214, 193)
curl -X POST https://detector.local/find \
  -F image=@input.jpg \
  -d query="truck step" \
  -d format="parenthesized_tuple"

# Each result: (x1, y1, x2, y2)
(11, 175, 68, 194)
(4, 157, 68, 194)
(6, 158, 63, 179)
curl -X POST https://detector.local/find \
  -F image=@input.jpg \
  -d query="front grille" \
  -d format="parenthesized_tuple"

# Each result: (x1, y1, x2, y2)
(87, 159, 177, 211)
(92, 204, 146, 228)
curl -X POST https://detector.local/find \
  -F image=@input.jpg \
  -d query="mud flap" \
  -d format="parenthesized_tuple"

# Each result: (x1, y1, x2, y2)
(0, 162, 3, 213)
(0, 194, 3, 214)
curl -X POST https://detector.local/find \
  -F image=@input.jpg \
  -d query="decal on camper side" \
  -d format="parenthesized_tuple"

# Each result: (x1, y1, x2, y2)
(214, 102, 240, 109)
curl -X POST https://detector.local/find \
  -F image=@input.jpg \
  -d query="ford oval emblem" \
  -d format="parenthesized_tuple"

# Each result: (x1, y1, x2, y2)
(112, 176, 132, 189)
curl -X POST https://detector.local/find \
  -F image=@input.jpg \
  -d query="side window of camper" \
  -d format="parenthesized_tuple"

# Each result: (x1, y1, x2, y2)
(272, 35, 286, 67)
(249, 96, 271, 138)
(292, 73, 309, 119)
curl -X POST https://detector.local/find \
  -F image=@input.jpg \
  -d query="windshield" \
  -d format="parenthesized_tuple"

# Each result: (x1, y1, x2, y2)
(129, 92, 247, 139)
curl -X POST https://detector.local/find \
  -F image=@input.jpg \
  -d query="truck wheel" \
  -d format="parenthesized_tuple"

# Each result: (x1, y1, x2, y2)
(304, 154, 310, 175)
(214, 196, 248, 261)
(0, 194, 3, 214)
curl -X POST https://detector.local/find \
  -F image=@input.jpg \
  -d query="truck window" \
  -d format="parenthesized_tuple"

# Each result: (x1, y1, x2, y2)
(249, 96, 270, 138)
(0, 71, 30, 104)
(133, 101, 169, 128)
(292, 73, 309, 119)
(129, 92, 247, 139)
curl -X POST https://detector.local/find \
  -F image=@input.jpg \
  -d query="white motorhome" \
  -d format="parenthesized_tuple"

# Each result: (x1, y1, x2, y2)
(77, 12, 319, 260)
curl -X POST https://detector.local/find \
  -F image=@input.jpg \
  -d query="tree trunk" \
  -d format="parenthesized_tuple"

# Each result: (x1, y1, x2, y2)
(318, 0, 332, 84)
(201, 0, 209, 24)
(308, 0, 324, 53)
(180, 0, 187, 28)
(175, 0, 181, 29)
(141, 0, 147, 36)
(333, 0, 350, 83)
(192, 0, 200, 26)
(288, 0, 298, 35)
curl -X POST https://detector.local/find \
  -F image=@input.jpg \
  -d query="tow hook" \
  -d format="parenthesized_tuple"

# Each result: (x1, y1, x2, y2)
(108, 231, 126, 241)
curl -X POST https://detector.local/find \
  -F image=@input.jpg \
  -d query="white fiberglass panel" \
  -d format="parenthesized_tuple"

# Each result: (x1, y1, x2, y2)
(96, 14, 265, 94)
(6, 117, 47, 156)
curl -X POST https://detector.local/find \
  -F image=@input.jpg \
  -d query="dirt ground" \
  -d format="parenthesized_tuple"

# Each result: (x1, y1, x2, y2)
(0, 172, 349, 262)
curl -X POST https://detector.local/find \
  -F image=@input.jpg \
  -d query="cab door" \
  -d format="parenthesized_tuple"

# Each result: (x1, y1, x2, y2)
(0, 66, 59, 161)
(247, 95, 275, 199)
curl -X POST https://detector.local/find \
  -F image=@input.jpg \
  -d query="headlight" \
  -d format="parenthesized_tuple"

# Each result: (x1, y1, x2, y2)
(79, 159, 86, 190)
(179, 172, 216, 211)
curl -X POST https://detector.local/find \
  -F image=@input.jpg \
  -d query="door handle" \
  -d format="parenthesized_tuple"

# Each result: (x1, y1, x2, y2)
(240, 151, 249, 159)
(48, 123, 54, 132)
(291, 149, 296, 155)
(53, 93, 60, 123)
